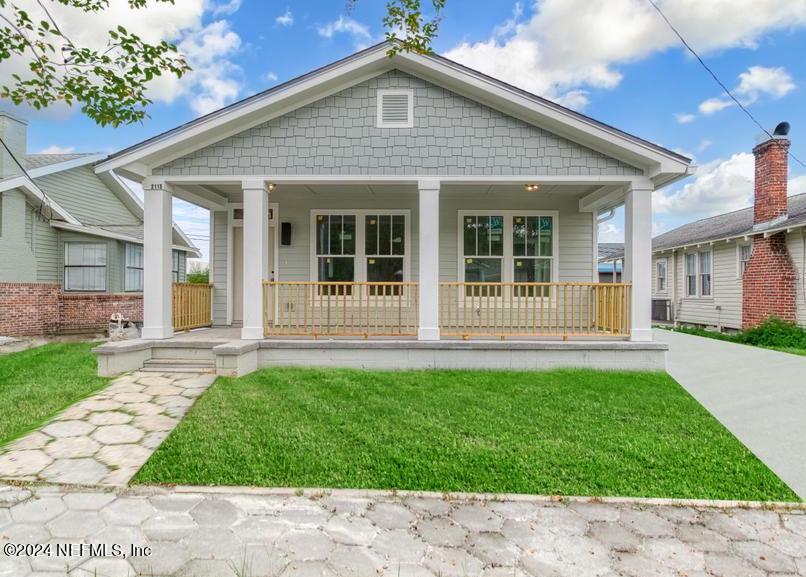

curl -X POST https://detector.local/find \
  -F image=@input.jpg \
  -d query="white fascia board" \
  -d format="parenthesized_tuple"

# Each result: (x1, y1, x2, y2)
(96, 44, 689, 179)
(97, 170, 144, 217)
(28, 153, 107, 179)
(0, 175, 81, 225)
(155, 174, 646, 186)
(653, 220, 806, 254)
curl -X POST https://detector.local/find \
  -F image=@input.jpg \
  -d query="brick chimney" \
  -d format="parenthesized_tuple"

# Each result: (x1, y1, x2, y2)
(752, 136, 790, 225)
(742, 130, 797, 328)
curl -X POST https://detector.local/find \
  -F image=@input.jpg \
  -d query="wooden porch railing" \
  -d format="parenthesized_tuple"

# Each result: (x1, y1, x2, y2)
(172, 282, 213, 331)
(263, 281, 419, 337)
(440, 282, 631, 339)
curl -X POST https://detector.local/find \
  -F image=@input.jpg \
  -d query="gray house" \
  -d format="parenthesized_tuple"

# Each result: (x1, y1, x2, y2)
(93, 42, 693, 376)
(0, 112, 200, 336)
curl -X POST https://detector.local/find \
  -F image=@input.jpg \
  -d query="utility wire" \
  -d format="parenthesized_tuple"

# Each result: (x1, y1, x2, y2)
(0, 135, 55, 222)
(644, 0, 806, 169)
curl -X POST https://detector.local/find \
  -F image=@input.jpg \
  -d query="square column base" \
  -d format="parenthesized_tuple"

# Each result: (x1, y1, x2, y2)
(141, 326, 174, 340)
(418, 327, 440, 341)
(629, 328, 654, 342)
(241, 326, 265, 340)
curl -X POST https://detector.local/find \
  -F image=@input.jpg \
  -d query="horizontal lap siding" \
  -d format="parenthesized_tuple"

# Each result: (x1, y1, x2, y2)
(674, 243, 742, 329)
(152, 70, 641, 178)
(212, 211, 228, 325)
(788, 230, 806, 327)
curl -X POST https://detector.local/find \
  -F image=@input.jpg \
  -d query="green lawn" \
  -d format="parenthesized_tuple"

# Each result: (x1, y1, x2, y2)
(135, 368, 798, 501)
(0, 342, 108, 446)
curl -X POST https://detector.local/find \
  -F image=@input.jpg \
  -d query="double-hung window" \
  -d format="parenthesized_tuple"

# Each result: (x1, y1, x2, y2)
(172, 250, 185, 282)
(460, 211, 557, 295)
(656, 259, 667, 293)
(685, 254, 697, 297)
(313, 211, 409, 294)
(64, 243, 107, 292)
(125, 243, 144, 292)
(739, 244, 752, 277)
(699, 250, 712, 297)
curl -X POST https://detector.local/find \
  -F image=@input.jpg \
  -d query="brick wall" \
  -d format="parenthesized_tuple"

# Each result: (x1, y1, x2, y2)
(752, 137, 790, 225)
(0, 283, 60, 336)
(0, 283, 143, 336)
(59, 293, 143, 334)
(742, 233, 798, 329)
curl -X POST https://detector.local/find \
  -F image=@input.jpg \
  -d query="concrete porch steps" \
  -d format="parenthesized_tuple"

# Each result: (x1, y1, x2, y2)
(140, 358, 216, 374)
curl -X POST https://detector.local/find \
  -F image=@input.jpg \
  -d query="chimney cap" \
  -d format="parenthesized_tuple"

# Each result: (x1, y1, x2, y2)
(773, 121, 790, 137)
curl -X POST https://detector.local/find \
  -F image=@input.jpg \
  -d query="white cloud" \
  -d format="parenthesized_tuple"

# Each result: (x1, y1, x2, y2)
(697, 139, 713, 152)
(598, 222, 622, 243)
(698, 97, 733, 115)
(317, 16, 373, 48)
(264, 72, 279, 83)
(675, 113, 696, 124)
(790, 175, 806, 196)
(443, 0, 806, 107)
(735, 65, 796, 103)
(0, 0, 244, 119)
(38, 145, 76, 154)
(655, 153, 755, 217)
(276, 9, 294, 27)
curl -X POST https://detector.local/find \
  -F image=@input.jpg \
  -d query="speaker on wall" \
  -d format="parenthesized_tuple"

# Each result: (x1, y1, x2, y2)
(281, 222, 292, 246)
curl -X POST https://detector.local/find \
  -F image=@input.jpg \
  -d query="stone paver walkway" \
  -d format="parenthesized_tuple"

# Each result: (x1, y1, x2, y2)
(0, 483, 805, 577)
(0, 372, 215, 486)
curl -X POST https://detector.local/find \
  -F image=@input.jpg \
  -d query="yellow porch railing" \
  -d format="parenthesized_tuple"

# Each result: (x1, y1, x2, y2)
(172, 282, 213, 331)
(263, 281, 419, 337)
(440, 282, 631, 339)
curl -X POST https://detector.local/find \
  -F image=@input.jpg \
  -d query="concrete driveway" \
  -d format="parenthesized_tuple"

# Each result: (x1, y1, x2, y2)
(656, 329, 806, 499)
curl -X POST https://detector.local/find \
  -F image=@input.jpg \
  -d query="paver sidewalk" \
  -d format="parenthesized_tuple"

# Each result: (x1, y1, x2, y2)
(0, 372, 215, 486)
(1, 483, 805, 577)
(655, 329, 806, 499)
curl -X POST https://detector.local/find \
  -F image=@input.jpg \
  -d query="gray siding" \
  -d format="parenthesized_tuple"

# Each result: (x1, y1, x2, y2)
(35, 166, 140, 227)
(154, 70, 642, 178)
(0, 190, 37, 282)
(33, 207, 59, 283)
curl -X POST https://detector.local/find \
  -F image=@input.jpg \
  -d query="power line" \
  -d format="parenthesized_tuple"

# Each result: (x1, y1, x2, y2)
(644, 0, 806, 169)
(0, 135, 57, 222)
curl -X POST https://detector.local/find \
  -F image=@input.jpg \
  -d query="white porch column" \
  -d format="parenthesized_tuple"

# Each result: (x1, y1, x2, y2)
(418, 179, 441, 340)
(624, 185, 653, 341)
(141, 179, 174, 340)
(241, 179, 270, 340)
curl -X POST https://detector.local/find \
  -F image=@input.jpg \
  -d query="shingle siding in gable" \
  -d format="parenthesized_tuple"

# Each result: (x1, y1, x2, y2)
(153, 70, 642, 177)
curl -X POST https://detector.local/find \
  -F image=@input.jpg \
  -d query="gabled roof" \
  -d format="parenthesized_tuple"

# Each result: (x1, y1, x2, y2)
(598, 243, 625, 262)
(97, 41, 691, 184)
(654, 192, 806, 251)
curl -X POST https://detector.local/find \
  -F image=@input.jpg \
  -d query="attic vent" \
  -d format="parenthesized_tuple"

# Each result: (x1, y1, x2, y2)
(377, 89, 414, 128)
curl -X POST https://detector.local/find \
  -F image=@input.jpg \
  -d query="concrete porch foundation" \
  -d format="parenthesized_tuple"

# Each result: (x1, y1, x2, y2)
(93, 329, 667, 377)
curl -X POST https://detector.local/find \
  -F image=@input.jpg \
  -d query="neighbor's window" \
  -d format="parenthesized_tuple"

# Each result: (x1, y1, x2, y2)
(125, 243, 144, 291)
(686, 253, 697, 297)
(699, 250, 712, 297)
(172, 250, 185, 282)
(656, 259, 667, 293)
(740, 244, 752, 277)
(64, 243, 107, 291)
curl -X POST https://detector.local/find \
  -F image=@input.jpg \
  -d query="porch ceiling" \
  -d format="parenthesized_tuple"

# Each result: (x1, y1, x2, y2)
(174, 182, 603, 205)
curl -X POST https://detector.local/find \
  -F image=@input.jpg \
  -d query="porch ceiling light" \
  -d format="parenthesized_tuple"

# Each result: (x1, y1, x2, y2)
(525, 184, 540, 192)
(268, 183, 276, 191)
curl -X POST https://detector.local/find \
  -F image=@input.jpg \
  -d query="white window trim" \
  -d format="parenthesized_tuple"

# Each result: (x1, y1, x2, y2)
(376, 89, 414, 129)
(736, 242, 752, 279)
(684, 250, 713, 299)
(63, 242, 108, 293)
(656, 257, 668, 295)
(684, 252, 698, 298)
(308, 209, 412, 285)
(456, 210, 560, 286)
(124, 242, 144, 292)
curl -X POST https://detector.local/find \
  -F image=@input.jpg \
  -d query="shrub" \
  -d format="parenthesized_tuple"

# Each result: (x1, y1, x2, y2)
(736, 317, 806, 350)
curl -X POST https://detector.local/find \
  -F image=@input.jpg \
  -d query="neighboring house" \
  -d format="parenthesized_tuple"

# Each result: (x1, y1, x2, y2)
(93, 42, 693, 376)
(0, 112, 200, 336)
(606, 133, 806, 331)
(598, 243, 624, 283)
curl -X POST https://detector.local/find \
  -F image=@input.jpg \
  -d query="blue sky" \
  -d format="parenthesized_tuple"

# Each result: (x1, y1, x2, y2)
(12, 0, 806, 261)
